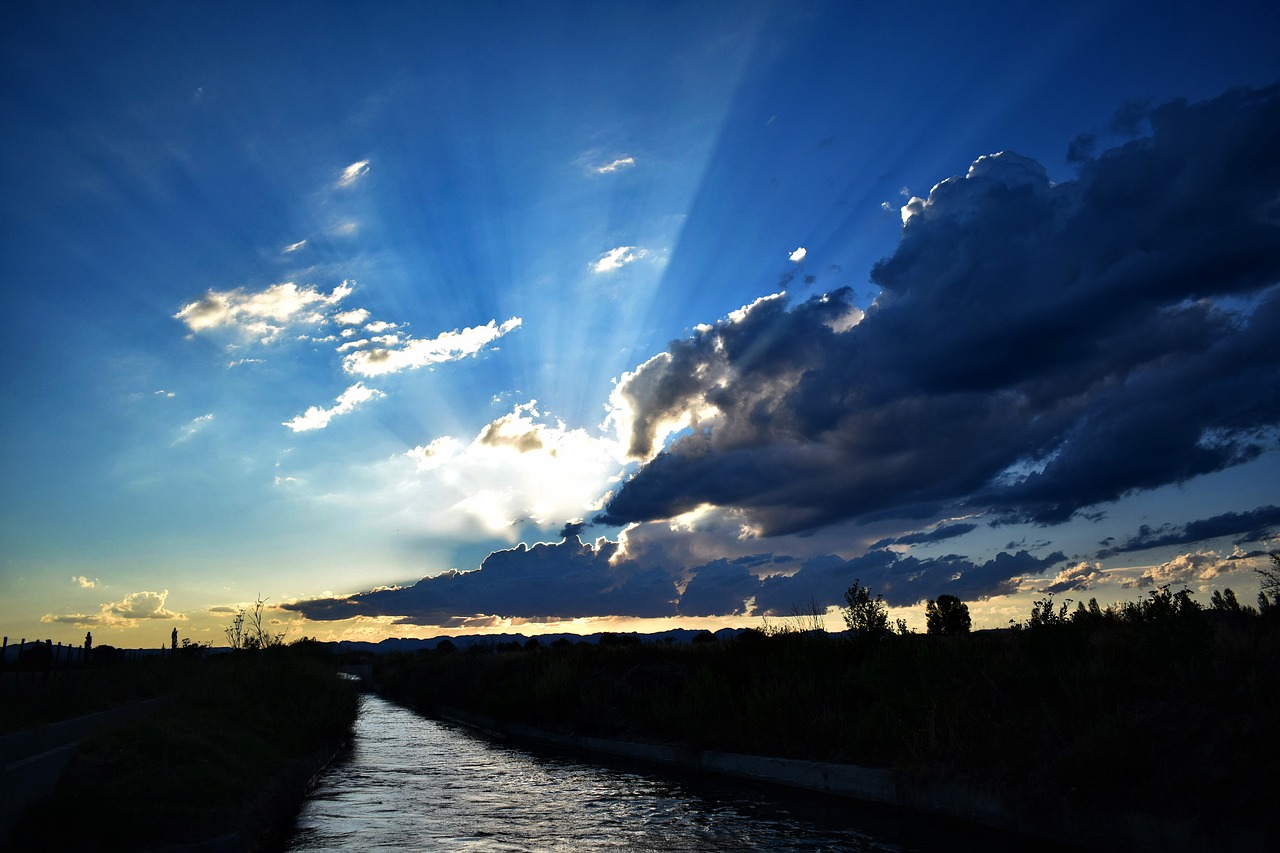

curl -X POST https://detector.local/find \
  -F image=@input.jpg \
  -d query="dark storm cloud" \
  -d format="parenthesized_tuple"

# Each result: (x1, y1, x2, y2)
(601, 85, 1280, 536)
(870, 522, 978, 549)
(677, 548, 1064, 616)
(1108, 99, 1151, 136)
(1096, 505, 1280, 558)
(283, 535, 676, 624)
(1065, 132, 1096, 164)
(287, 532, 1061, 624)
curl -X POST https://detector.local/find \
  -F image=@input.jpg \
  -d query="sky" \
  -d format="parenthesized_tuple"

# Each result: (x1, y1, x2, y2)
(3, 1, 1279, 648)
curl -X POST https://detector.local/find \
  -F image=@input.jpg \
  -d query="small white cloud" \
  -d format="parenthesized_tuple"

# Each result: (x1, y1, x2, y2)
(339, 160, 370, 187)
(174, 413, 214, 445)
(336, 339, 370, 352)
(174, 281, 353, 342)
(365, 320, 397, 333)
(282, 239, 307, 254)
(227, 358, 265, 368)
(340, 328, 357, 338)
(334, 308, 371, 326)
(42, 589, 184, 627)
(789, 247, 807, 263)
(593, 246, 647, 273)
(284, 382, 383, 432)
(73, 575, 98, 589)
(343, 317, 522, 377)
(154, 390, 175, 398)
(595, 156, 636, 174)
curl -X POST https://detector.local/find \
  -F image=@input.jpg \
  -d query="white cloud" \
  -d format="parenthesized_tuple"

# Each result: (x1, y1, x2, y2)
(334, 308, 371, 326)
(73, 575, 98, 589)
(343, 317, 522, 377)
(901, 196, 927, 225)
(42, 589, 184, 627)
(339, 160, 370, 187)
(284, 382, 383, 432)
(174, 281, 353, 342)
(154, 390, 175, 398)
(173, 413, 214, 445)
(282, 239, 307, 254)
(403, 403, 625, 531)
(595, 156, 636, 174)
(593, 246, 647, 273)
(365, 320, 397, 333)
(1135, 551, 1237, 590)
(788, 247, 807, 263)
(1042, 561, 1108, 593)
(336, 339, 370, 352)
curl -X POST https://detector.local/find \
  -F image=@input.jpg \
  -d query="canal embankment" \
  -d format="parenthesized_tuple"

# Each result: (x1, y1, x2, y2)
(3, 648, 358, 852)
(373, 611, 1278, 853)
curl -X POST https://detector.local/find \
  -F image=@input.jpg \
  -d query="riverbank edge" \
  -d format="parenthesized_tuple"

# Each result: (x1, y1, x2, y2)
(418, 701, 1263, 853)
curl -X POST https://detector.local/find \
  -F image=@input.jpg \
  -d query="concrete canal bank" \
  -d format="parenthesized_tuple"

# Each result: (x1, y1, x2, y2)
(424, 703, 1263, 853)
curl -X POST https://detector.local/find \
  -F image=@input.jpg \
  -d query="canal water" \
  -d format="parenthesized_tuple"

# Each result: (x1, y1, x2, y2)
(286, 695, 1014, 852)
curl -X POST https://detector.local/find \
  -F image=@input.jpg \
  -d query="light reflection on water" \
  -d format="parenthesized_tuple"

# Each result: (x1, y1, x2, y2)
(288, 695, 920, 852)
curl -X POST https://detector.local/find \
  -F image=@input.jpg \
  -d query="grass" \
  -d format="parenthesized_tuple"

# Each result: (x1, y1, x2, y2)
(7, 645, 359, 852)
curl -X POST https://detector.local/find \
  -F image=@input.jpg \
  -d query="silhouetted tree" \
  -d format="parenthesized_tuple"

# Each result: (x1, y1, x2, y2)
(1258, 551, 1280, 615)
(843, 579, 889, 637)
(925, 595, 971, 635)
(1209, 588, 1254, 614)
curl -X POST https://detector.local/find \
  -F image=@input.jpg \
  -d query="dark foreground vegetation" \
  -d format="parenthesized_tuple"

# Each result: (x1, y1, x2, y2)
(5, 643, 358, 852)
(378, 582, 1279, 848)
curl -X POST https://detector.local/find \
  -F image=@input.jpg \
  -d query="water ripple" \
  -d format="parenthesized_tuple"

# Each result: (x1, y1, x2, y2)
(288, 695, 930, 852)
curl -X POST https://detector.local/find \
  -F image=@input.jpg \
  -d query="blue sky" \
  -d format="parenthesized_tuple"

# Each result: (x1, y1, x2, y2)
(3, 1, 1279, 646)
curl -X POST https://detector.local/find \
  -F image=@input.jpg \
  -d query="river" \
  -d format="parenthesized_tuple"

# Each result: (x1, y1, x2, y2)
(286, 694, 1017, 852)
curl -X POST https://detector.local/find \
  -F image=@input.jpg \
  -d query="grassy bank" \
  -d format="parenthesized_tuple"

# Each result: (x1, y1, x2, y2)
(377, 594, 1277, 842)
(7, 646, 358, 852)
